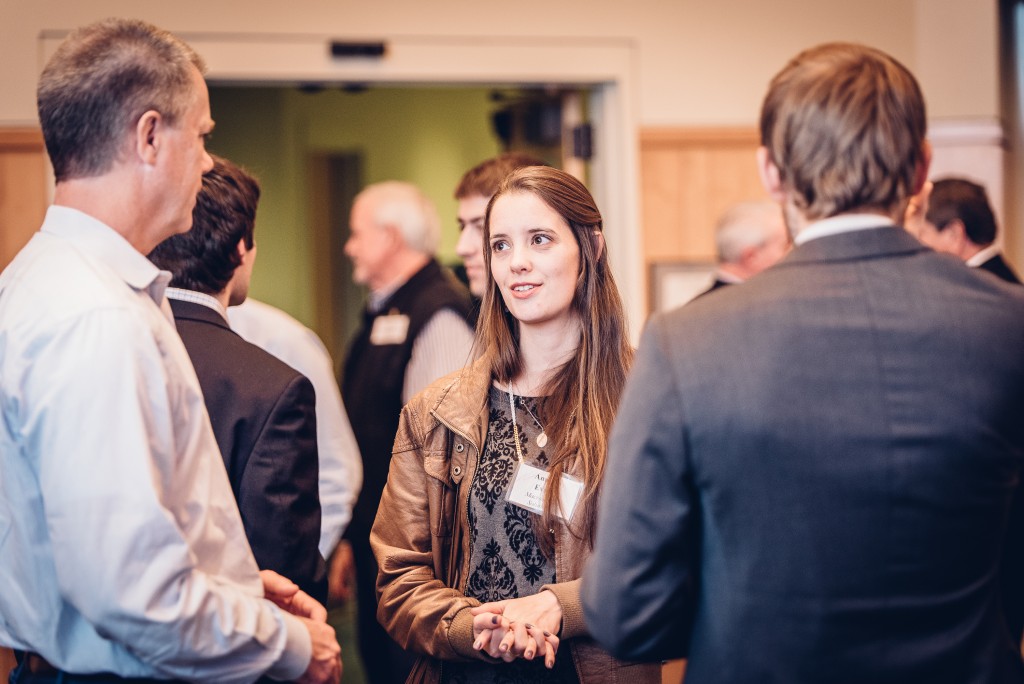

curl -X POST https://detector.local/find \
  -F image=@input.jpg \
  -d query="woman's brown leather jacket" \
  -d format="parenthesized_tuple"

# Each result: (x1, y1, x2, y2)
(370, 355, 661, 684)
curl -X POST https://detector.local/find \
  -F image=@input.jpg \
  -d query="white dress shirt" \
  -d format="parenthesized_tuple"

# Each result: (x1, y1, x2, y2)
(0, 207, 310, 682)
(965, 243, 1002, 268)
(228, 298, 364, 555)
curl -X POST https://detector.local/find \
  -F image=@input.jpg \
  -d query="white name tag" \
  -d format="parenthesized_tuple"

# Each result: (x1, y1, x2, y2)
(370, 313, 410, 345)
(506, 462, 584, 522)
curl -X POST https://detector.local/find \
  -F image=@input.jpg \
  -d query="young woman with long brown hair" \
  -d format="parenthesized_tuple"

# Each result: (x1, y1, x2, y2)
(370, 166, 658, 684)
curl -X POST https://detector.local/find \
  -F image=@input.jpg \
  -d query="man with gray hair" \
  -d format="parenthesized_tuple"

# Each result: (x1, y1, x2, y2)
(0, 18, 339, 684)
(339, 181, 473, 684)
(702, 199, 789, 295)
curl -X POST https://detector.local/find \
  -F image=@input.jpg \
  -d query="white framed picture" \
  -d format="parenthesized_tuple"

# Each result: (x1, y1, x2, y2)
(649, 262, 717, 314)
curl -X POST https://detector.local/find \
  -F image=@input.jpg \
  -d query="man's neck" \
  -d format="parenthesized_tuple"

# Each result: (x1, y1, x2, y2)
(53, 171, 161, 255)
(370, 251, 431, 296)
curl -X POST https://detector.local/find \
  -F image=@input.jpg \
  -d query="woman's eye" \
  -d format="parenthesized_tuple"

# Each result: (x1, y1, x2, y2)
(532, 234, 551, 245)
(490, 240, 509, 252)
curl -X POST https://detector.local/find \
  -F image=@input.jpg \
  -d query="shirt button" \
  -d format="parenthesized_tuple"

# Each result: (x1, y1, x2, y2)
(453, 465, 463, 476)
(455, 443, 465, 453)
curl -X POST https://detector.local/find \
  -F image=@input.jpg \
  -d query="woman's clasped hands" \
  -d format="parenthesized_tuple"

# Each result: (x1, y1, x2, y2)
(470, 590, 563, 668)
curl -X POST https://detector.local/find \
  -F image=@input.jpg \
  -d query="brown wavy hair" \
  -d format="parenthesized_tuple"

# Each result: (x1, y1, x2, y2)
(759, 42, 927, 220)
(476, 166, 633, 554)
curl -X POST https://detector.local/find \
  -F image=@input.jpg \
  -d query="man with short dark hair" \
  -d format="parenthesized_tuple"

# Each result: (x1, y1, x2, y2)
(150, 155, 328, 606)
(453, 152, 545, 298)
(0, 18, 339, 684)
(914, 177, 1021, 284)
(583, 43, 1024, 683)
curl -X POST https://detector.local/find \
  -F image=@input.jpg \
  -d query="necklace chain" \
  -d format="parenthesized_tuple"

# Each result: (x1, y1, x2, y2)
(507, 383, 548, 461)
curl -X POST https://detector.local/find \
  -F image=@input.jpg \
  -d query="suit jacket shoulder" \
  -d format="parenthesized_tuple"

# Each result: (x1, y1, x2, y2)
(169, 298, 327, 602)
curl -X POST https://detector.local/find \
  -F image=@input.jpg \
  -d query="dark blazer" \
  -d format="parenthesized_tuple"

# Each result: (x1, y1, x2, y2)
(583, 226, 1024, 684)
(978, 253, 1022, 285)
(694, 277, 734, 300)
(170, 298, 327, 604)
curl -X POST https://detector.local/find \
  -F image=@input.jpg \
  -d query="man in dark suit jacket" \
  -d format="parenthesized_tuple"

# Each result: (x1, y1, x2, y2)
(150, 156, 327, 605)
(582, 43, 1024, 683)
(913, 177, 1022, 284)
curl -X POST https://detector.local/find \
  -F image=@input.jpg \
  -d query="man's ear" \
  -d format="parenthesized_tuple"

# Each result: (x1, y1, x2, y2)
(591, 230, 605, 261)
(912, 140, 933, 196)
(756, 146, 786, 203)
(135, 110, 161, 165)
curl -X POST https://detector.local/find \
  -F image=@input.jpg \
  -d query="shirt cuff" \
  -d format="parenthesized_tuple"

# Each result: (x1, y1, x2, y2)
(264, 609, 313, 681)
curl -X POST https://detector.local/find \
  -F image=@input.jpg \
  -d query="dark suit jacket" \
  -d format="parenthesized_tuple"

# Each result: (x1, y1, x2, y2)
(978, 253, 1023, 285)
(584, 227, 1024, 683)
(170, 298, 327, 604)
(694, 277, 734, 300)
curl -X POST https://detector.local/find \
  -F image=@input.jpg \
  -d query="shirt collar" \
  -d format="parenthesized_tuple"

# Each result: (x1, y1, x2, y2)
(42, 205, 172, 305)
(794, 213, 895, 246)
(966, 243, 1001, 268)
(165, 287, 230, 321)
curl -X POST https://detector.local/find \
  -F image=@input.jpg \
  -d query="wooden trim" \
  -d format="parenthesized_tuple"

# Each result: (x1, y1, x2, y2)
(640, 126, 760, 148)
(0, 127, 45, 151)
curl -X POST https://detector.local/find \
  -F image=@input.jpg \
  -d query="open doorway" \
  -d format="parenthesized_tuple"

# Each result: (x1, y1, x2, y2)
(207, 83, 593, 362)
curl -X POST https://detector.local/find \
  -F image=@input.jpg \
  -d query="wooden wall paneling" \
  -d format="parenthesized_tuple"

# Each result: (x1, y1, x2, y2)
(639, 127, 766, 312)
(0, 128, 48, 272)
(640, 146, 686, 261)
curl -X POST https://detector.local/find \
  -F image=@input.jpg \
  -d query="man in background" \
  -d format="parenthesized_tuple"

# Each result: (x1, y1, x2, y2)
(0, 19, 339, 683)
(914, 177, 1021, 284)
(150, 156, 327, 604)
(454, 152, 546, 299)
(700, 199, 789, 295)
(583, 42, 1024, 683)
(340, 180, 473, 684)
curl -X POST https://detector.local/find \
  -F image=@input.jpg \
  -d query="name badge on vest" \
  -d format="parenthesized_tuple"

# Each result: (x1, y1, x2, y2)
(506, 462, 584, 522)
(370, 313, 410, 345)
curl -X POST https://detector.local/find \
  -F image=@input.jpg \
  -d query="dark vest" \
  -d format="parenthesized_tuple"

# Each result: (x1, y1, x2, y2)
(341, 259, 472, 536)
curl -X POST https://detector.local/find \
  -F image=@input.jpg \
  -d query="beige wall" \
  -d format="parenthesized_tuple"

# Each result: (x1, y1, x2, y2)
(0, 0, 999, 126)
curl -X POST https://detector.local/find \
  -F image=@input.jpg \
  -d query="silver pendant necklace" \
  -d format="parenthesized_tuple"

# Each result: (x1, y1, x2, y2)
(507, 383, 548, 449)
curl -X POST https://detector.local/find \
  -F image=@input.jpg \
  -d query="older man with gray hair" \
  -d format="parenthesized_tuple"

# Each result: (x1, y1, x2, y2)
(339, 180, 473, 684)
(702, 199, 789, 295)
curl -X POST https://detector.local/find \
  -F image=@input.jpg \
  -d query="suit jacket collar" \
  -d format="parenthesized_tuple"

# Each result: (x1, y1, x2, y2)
(780, 225, 926, 267)
(168, 298, 232, 331)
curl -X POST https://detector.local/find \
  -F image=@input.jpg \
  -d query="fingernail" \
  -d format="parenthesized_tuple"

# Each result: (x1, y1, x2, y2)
(491, 615, 499, 625)
(525, 650, 533, 658)
(525, 623, 534, 629)
(500, 644, 508, 652)
(543, 630, 551, 637)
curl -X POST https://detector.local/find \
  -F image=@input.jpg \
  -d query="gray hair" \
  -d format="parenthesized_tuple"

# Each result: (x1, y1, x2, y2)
(37, 18, 205, 182)
(357, 181, 440, 255)
(715, 200, 784, 264)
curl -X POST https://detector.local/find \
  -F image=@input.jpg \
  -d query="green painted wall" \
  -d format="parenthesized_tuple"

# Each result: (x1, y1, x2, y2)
(208, 85, 502, 330)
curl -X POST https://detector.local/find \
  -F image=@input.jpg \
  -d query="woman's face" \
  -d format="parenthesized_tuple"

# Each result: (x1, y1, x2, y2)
(488, 191, 580, 333)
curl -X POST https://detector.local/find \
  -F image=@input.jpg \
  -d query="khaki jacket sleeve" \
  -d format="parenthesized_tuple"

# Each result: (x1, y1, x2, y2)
(370, 401, 493, 662)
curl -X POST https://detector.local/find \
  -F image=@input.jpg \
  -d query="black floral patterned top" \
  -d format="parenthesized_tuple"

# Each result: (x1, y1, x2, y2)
(441, 386, 579, 684)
